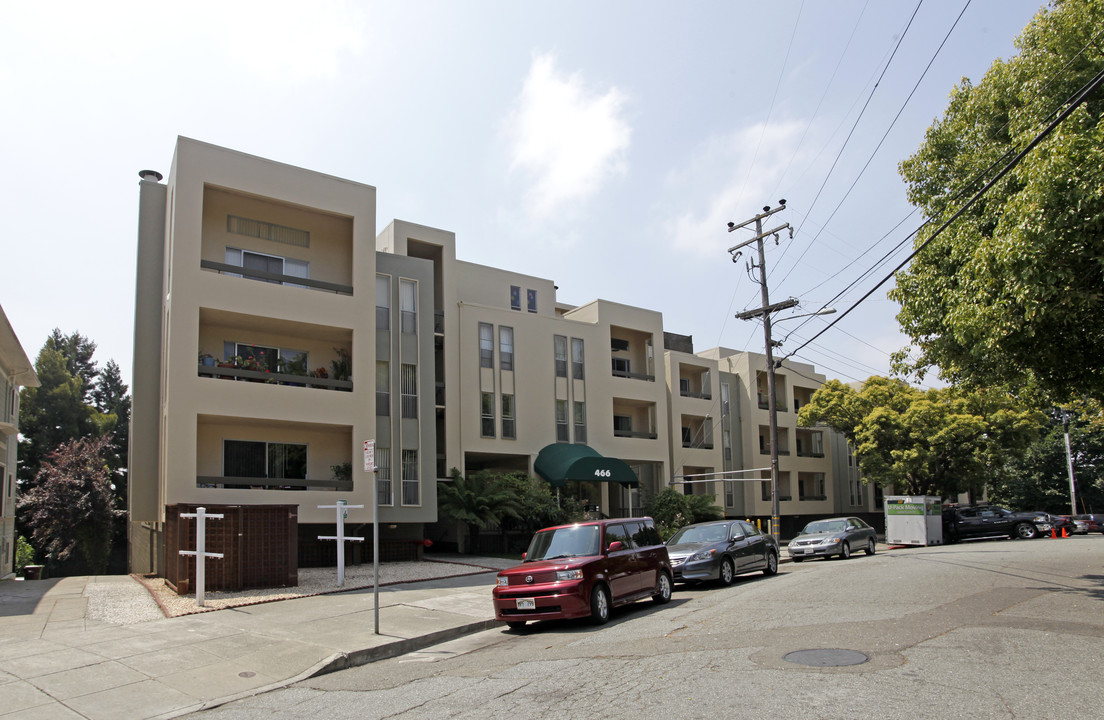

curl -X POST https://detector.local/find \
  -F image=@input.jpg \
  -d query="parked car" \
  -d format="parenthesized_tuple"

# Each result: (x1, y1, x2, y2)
(666, 519, 779, 585)
(942, 505, 1050, 542)
(787, 517, 877, 562)
(1041, 513, 1077, 536)
(1062, 516, 1089, 534)
(492, 517, 673, 630)
(1073, 514, 1104, 533)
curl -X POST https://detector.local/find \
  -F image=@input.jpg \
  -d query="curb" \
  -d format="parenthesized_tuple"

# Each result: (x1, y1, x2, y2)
(311, 618, 503, 676)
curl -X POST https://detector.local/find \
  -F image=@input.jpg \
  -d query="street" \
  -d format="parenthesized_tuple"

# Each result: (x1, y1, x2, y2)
(191, 537, 1104, 719)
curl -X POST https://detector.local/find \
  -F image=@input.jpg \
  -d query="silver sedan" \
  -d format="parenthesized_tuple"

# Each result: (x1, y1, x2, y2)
(787, 516, 877, 562)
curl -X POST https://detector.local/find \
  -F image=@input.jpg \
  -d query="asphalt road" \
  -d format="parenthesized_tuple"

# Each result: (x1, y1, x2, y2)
(190, 536, 1104, 719)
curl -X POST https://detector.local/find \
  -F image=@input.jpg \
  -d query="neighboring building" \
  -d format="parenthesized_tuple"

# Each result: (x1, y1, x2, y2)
(0, 305, 39, 578)
(129, 138, 876, 573)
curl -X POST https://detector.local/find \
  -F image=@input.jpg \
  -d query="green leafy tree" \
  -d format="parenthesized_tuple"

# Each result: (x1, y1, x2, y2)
(46, 329, 99, 401)
(437, 469, 525, 553)
(17, 346, 98, 490)
(17, 436, 120, 575)
(498, 472, 584, 533)
(892, 0, 1104, 403)
(989, 407, 1104, 513)
(798, 377, 1045, 497)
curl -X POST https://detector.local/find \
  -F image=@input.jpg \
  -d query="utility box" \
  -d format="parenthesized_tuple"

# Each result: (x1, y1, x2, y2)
(885, 496, 943, 546)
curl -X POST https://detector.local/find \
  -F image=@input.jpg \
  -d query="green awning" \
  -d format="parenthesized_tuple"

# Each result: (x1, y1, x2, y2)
(534, 444, 639, 488)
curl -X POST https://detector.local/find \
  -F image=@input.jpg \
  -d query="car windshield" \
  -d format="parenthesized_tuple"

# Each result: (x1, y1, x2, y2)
(802, 520, 846, 534)
(668, 524, 728, 545)
(524, 525, 601, 561)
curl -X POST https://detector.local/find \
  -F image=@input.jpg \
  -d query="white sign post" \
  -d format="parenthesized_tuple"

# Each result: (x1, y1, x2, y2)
(179, 507, 225, 608)
(317, 500, 364, 587)
(365, 440, 380, 635)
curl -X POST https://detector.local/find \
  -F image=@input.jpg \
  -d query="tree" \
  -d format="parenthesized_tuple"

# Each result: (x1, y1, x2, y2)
(17, 346, 99, 489)
(798, 377, 1045, 497)
(92, 359, 130, 499)
(988, 406, 1104, 513)
(437, 469, 525, 553)
(17, 436, 120, 575)
(892, 0, 1104, 403)
(46, 329, 99, 401)
(644, 488, 723, 540)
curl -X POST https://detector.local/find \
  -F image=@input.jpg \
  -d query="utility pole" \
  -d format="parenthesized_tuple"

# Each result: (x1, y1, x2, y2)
(728, 200, 794, 544)
(1063, 412, 1078, 515)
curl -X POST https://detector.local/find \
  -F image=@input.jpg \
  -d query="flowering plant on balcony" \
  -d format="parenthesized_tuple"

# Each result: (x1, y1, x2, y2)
(311, 367, 329, 379)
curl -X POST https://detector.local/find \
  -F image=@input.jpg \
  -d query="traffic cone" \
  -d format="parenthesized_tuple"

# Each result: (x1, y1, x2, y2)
(1051, 528, 1057, 538)
(1062, 527, 1069, 538)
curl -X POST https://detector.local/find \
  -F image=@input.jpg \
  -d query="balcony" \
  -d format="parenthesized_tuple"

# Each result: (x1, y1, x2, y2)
(614, 429, 659, 440)
(682, 439, 715, 450)
(198, 362, 352, 391)
(196, 475, 352, 491)
(200, 260, 353, 295)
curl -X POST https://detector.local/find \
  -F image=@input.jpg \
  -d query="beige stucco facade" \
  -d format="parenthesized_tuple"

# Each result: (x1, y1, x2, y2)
(0, 305, 38, 577)
(130, 138, 875, 571)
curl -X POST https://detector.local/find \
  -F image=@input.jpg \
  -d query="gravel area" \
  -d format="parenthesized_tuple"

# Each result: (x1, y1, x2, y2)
(83, 556, 510, 623)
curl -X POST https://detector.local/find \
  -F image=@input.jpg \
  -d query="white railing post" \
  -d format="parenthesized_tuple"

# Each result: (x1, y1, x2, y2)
(179, 507, 225, 607)
(318, 500, 364, 587)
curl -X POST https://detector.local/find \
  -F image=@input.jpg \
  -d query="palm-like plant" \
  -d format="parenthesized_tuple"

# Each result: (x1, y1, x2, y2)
(437, 468, 524, 553)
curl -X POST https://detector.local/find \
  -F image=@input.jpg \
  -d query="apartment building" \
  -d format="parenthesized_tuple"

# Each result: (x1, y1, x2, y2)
(0, 305, 38, 577)
(130, 138, 875, 573)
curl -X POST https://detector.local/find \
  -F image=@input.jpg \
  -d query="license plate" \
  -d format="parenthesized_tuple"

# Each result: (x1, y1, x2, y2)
(793, 549, 807, 555)
(516, 598, 535, 610)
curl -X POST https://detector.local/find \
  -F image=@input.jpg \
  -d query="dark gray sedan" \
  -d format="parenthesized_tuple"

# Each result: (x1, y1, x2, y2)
(787, 517, 877, 562)
(666, 519, 779, 585)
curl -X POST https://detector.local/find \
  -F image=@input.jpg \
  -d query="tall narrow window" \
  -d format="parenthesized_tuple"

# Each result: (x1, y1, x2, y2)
(571, 338, 584, 379)
(573, 401, 586, 443)
(510, 285, 521, 311)
(502, 394, 516, 439)
(527, 289, 537, 313)
(499, 327, 514, 371)
(555, 400, 569, 442)
(376, 274, 391, 331)
(479, 323, 494, 368)
(481, 392, 495, 437)
(401, 449, 419, 505)
(400, 279, 416, 334)
(554, 335, 567, 377)
(376, 361, 390, 416)
(377, 448, 392, 505)
(401, 364, 417, 418)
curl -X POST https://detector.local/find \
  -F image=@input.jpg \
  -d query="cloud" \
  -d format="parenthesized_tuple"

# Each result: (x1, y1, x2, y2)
(664, 120, 806, 257)
(506, 53, 632, 221)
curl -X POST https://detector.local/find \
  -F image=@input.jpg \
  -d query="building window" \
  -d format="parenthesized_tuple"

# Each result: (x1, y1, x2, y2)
(227, 215, 310, 247)
(400, 279, 417, 334)
(225, 247, 309, 288)
(376, 274, 391, 331)
(850, 476, 863, 506)
(502, 394, 516, 439)
(554, 335, 568, 377)
(573, 401, 586, 444)
(527, 289, 537, 313)
(499, 327, 514, 371)
(223, 440, 306, 482)
(571, 338, 584, 379)
(555, 400, 569, 442)
(377, 448, 392, 506)
(401, 449, 419, 505)
(799, 473, 825, 500)
(725, 478, 735, 507)
(613, 415, 632, 436)
(376, 361, 390, 416)
(481, 392, 495, 437)
(510, 285, 521, 311)
(611, 357, 630, 376)
(401, 364, 417, 418)
(479, 323, 494, 368)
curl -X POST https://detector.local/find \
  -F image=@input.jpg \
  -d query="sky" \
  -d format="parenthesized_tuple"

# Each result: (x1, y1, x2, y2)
(0, 0, 1050, 390)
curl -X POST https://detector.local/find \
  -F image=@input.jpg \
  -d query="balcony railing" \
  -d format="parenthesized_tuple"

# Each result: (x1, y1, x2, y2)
(759, 446, 790, 456)
(613, 429, 658, 440)
(200, 260, 353, 295)
(682, 440, 715, 449)
(612, 368, 656, 382)
(196, 476, 353, 491)
(198, 363, 352, 391)
(679, 389, 712, 400)
(796, 450, 826, 458)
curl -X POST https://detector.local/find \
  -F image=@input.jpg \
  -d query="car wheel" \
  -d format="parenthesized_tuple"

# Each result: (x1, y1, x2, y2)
(865, 538, 876, 556)
(719, 557, 735, 585)
(1014, 522, 1037, 540)
(839, 541, 851, 559)
(590, 584, 611, 625)
(763, 550, 778, 576)
(506, 621, 526, 630)
(652, 572, 673, 604)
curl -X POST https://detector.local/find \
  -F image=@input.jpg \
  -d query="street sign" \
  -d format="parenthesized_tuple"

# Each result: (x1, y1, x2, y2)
(364, 439, 375, 472)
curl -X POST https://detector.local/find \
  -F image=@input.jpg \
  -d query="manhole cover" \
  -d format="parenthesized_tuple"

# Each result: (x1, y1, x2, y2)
(238, 671, 256, 678)
(783, 649, 869, 667)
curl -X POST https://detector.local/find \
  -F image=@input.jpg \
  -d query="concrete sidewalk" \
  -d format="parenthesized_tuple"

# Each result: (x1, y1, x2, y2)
(0, 559, 511, 720)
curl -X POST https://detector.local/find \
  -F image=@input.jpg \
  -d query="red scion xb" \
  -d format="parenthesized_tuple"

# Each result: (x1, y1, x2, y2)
(492, 517, 673, 630)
